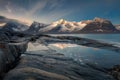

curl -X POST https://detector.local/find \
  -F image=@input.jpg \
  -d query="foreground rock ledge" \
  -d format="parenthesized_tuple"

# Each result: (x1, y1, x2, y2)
(3, 49, 116, 80)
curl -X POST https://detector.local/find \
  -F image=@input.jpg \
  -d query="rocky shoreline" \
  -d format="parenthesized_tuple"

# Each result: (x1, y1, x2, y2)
(0, 31, 120, 80)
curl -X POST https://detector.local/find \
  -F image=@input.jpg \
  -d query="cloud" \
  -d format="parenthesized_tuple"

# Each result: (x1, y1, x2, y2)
(26, 0, 48, 17)
(4, 2, 12, 13)
(0, 0, 83, 23)
(5, 5, 12, 13)
(10, 0, 70, 23)
(35, 9, 74, 23)
(26, 0, 76, 23)
(0, 0, 90, 23)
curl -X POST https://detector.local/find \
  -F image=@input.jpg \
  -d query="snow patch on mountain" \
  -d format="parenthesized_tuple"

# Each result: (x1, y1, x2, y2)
(115, 25, 120, 30)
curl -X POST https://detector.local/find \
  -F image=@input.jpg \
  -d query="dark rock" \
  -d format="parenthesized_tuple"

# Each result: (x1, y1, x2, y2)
(108, 65, 120, 80)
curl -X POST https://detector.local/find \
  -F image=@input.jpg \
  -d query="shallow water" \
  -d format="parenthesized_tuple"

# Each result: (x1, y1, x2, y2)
(48, 43, 119, 68)
(26, 34, 120, 69)
(48, 34, 120, 68)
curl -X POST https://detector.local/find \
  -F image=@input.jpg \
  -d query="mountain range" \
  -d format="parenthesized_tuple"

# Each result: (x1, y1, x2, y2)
(32, 17, 120, 33)
(0, 15, 120, 34)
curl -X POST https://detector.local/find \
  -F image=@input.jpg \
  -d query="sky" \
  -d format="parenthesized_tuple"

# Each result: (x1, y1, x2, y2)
(0, 0, 120, 24)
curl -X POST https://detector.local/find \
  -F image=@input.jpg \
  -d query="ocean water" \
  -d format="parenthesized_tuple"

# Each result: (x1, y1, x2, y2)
(48, 34, 120, 68)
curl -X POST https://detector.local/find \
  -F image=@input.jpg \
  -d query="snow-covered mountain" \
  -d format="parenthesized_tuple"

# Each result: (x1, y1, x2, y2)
(0, 15, 29, 32)
(2, 22, 28, 32)
(40, 19, 87, 33)
(39, 18, 119, 33)
(26, 21, 47, 34)
(80, 17, 119, 33)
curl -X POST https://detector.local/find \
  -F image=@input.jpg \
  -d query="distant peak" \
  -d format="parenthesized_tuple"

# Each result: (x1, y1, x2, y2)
(58, 19, 66, 23)
(93, 17, 107, 22)
(32, 21, 39, 24)
(53, 19, 67, 25)
(31, 21, 45, 26)
(59, 19, 65, 21)
(94, 17, 103, 20)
